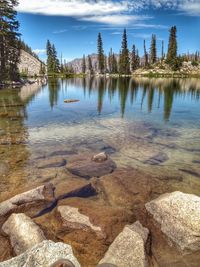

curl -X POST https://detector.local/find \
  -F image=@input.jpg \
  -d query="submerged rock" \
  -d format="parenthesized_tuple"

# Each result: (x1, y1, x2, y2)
(0, 183, 55, 224)
(0, 240, 81, 267)
(2, 213, 46, 255)
(99, 221, 149, 267)
(67, 153, 117, 179)
(143, 152, 169, 165)
(145, 191, 200, 253)
(92, 152, 108, 162)
(57, 205, 102, 234)
(64, 99, 80, 103)
(0, 162, 9, 177)
(37, 157, 67, 169)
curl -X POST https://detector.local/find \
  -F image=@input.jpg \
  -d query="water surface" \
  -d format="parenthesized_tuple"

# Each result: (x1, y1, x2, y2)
(0, 77, 200, 198)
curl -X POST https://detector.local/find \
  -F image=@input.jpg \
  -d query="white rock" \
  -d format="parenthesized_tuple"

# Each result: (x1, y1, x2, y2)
(2, 213, 46, 255)
(145, 191, 200, 253)
(57, 205, 102, 233)
(99, 221, 149, 267)
(0, 240, 81, 267)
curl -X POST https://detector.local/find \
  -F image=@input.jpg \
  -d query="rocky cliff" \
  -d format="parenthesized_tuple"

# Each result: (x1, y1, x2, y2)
(66, 54, 98, 74)
(18, 50, 45, 76)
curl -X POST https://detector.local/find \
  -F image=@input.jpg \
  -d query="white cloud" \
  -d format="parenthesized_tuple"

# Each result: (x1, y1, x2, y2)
(16, 0, 200, 27)
(81, 14, 144, 25)
(53, 29, 68, 34)
(33, 49, 46, 54)
(180, 1, 200, 16)
(17, 0, 131, 17)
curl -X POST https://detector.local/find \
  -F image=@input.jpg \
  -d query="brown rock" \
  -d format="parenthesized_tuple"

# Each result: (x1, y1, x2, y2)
(92, 152, 108, 162)
(67, 153, 117, 179)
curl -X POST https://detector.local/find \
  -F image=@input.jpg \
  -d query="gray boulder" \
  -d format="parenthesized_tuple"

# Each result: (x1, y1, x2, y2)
(0, 183, 55, 223)
(2, 213, 46, 255)
(0, 240, 81, 267)
(145, 191, 200, 253)
(99, 221, 149, 267)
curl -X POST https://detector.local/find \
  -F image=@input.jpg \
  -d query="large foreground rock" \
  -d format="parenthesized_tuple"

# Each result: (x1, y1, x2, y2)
(57, 205, 102, 234)
(145, 191, 200, 253)
(99, 221, 149, 267)
(0, 183, 55, 224)
(0, 240, 81, 267)
(2, 213, 46, 255)
(67, 153, 117, 179)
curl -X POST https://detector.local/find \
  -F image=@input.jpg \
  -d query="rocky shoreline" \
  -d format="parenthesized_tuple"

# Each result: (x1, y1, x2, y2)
(0, 77, 47, 89)
(0, 152, 199, 267)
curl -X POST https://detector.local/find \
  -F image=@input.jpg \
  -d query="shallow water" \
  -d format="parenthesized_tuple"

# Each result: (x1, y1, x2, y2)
(0, 77, 200, 198)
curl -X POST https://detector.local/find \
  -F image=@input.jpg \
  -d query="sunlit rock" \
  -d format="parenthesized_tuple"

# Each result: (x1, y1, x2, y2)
(2, 213, 46, 255)
(145, 191, 200, 253)
(0, 183, 55, 224)
(99, 221, 149, 267)
(57, 205, 102, 235)
(0, 240, 81, 267)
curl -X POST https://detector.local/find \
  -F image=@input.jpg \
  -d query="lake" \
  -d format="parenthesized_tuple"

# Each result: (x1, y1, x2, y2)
(0, 77, 200, 266)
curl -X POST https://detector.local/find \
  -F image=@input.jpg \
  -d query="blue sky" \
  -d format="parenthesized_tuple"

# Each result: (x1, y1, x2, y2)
(16, 0, 200, 62)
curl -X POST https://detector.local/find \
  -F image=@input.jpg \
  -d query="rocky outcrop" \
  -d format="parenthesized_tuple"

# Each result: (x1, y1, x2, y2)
(67, 153, 117, 179)
(0, 240, 81, 267)
(145, 191, 200, 253)
(18, 50, 45, 76)
(0, 183, 55, 224)
(2, 213, 46, 255)
(57, 205, 102, 234)
(99, 221, 149, 267)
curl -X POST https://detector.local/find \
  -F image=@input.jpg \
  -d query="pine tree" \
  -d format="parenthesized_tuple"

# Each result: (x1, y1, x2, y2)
(52, 44, 60, 73)
(131, 44, 138, 71)
(87, 55, 93, 75)
(144, 40, 148, 67)
(166, 26, 177, 66)
(0, 0, 20, 81)
(161, 40, 164, 61)
(97, 33, 105, 74)
(112, 54, 118, 73)
(46, 40, 60, 74)
(108, 48, 113, 73)
(150, 34, 157, 64)
(119, 29, 130, 74)
(82, 54, 86, 74)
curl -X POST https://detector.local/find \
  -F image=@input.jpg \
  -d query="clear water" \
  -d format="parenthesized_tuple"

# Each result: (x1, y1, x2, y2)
(0, 77, 200, 198)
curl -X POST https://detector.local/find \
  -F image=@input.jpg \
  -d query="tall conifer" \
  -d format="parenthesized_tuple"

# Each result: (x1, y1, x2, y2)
(119, 29, 130, 74)
(97, 33, 104, 74)
(0, 0, 20, 81)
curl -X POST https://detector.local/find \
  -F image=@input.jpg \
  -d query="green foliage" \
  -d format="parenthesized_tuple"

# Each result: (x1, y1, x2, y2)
(46, 40, 60, 75)
(82, 54, 86, 74)
(143, 40, 149, 67)
(108, 48, 118, 74)
(119, 29, 130, 74)
(171, 56, 183, 71)
(0, 0, 20, 81)
(150, 34, 157, 64)
(131, 44, 140, 71)
(87, 55, 94, 75)
(166, 26, 178, 68)
(97, 33, 105, 73)
(191, 61, 199, 66)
